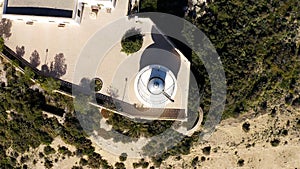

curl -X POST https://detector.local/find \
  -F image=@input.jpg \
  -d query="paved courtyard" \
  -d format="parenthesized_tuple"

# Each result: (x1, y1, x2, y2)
(4, 0, 128, 82)
(4, 0, 190, 112)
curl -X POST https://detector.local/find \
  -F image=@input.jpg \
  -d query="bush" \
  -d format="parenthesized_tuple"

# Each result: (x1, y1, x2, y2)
(115, 162, 125, 169)
(39, 152, 44, 158)
(90, 78, 103, 92)
(79, 158, 88, 166)
(44, 146, 56, 155)
(191, 156, 199, 167)
(270, 139, 280, 147)
(281, 129, 288, 136)
(20, 155, 29, 163)
(142, 162, 149, 168)
(201, 156, 206, 162)
(242, 122, 250, 132)
(121, 28, 144, 55)
(119, 153, 127, 161)
(44, 158, 53, 169)
(202, 146, 211, 155)
(296, 119, 300, 129)
(237, 159, 244, 167)
(58, 146, 72, 156)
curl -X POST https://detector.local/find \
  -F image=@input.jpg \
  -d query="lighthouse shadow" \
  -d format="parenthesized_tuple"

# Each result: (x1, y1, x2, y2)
(139, 26, 181, 78)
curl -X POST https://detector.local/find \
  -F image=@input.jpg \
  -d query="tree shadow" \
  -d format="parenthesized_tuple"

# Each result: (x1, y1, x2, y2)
(50, 53, 67, 78)
(40, 53, 67, 78)
(41, 64, 50, 75)
(16, 45, 25, 57)
(79, 77, 92, 93)
(0, 18, 12, 39)
(157, 0, 188, 17)
(30, 50, 40, 68)
(140, 0, 188, 17)
(123, 27, 143, 39)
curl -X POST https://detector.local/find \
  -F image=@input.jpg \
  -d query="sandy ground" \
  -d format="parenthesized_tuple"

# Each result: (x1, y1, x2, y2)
(22, 137, 80, 169)
(160, 107, 300, 169)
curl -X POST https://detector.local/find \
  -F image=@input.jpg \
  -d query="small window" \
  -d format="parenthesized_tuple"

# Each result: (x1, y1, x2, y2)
(77, 9, 81, 17)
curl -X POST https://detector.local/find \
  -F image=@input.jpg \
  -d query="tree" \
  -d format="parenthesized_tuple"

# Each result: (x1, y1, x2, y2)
(44, 158, 53, 169)
(237, 159, 244, 167)
(270, 139, 280, 147)
(187, 0, 300, 118)
(119, 153, 127, 161)
(79, 158, 88, 166)
(38, 77, 60, 93)
(242, 122, 250, 132)
(90, 78, 103, 92)
(202, 146, 211, 155)
(121, 28, 144, 55)
(30, 50, 41, 67)
(44, 145, 56, 155)
(115, 162, 125, 169)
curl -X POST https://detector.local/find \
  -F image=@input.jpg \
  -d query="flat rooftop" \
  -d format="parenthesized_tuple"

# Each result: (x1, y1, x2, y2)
(7, 0, 76, 10)
(4, 0, 77, 18)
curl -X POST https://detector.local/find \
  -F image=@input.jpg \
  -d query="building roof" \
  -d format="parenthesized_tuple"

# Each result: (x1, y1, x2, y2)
(7, 0, 76, 11)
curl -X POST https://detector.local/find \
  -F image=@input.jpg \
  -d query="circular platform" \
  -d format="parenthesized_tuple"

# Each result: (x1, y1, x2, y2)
(134, 64, 177, 107)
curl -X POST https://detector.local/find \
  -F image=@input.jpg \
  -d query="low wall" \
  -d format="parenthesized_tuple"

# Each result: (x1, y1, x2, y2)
(2, 14, 79, 25)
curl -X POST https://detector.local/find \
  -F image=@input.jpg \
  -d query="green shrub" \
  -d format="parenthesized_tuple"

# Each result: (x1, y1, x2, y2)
(270, 139, 280, 147)
(58, 146, 72, 156)
(79, 158, 88, 166)
(119, 153, 127, 161)
(44, 158, 53, 169)
(237, 159, 244, 167)
(121, 28, 144, 55)
(191, 156, 199, 167)
(44, 146, 56, 155)
(242, 122, 250, 132)
(202, 146, 211, 155)
(115, 162, 125, 169)
(90, 78, 103, 92)
(296, 119, 300, 129)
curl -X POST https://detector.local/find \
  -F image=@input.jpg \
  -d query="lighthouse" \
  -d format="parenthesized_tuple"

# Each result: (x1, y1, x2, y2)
(134, 64, 177, 108)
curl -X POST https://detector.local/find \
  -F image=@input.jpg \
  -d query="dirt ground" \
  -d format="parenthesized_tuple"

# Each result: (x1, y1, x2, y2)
(160, 107, 300, 169)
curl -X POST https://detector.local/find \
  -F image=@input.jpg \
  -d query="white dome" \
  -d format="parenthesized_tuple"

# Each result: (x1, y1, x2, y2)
(147, 77, 165, 95)
(134, 65, 177, 107)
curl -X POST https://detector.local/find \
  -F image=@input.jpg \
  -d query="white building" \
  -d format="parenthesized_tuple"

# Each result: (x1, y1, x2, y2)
(1, 0, 117, 25)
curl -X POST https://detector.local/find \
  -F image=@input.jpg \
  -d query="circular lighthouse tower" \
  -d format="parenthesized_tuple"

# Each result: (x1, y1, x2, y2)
(134, 64, 177, 108)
